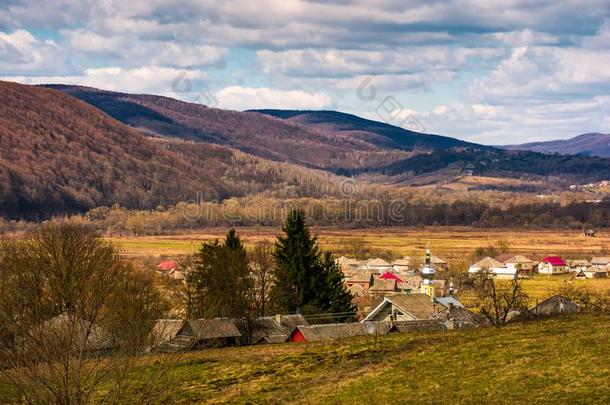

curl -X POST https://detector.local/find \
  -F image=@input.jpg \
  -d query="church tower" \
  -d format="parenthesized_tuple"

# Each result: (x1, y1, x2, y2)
(420, 248, 436, 298)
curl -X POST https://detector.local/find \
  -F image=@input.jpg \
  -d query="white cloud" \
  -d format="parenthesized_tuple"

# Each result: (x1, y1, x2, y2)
(0, 29, 65, 73)
(214, 86, 332, 110)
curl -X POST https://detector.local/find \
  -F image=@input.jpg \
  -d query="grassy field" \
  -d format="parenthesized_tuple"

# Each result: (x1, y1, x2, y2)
(3, 314, 604, 403)
(110, 226, 610, 261)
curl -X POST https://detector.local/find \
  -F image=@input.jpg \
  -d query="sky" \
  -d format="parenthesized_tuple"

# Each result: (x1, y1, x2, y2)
(1, 0, 609, 144)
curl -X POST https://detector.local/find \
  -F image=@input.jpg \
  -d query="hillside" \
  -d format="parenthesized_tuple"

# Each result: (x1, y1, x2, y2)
(0, 81, 352, 218)
(504, 133, 610, 157)
(1, 315, 605, 403)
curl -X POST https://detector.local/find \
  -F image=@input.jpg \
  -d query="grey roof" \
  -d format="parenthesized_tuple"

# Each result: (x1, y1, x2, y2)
(295, 322, 390, 341)
(185, 319, 242, 339)
(252, 315, 309, 344)
(528, 296, 580, 316)
(391, 319, 446, 333)
(591, 257, 610, 265)
(369, 278, 397, 291)
(41, 314, 113, 351)
(365, 294, 438, 321)
(434, 296, 464, 309)
(151, 319, 187, 345)
(348, 272, 374, 283)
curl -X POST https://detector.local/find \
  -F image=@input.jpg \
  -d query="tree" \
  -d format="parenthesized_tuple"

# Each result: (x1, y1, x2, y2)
(187, 229, 253, 319)
(472, 269, 528, 326)
(273, 210, 354, 317)
(319, 251, 356, 321)
(273, 210, 325, 314)
(0, 223, 170, 404)
(249, 241, 276, 317)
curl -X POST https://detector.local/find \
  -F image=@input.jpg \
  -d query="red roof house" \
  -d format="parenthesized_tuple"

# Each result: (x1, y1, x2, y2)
(379, 272, 404, 283)
(157, 260, 178, 273)
(538, 256, 568, 275)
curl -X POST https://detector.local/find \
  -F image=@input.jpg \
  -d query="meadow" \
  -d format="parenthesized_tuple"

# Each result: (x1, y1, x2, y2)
(3, 314, 605, 403)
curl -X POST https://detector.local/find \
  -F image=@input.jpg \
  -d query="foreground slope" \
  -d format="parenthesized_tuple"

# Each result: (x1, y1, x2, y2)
(505, 133, 610, 158)
(2, 315, 599, 403)
(0, 81, 350, 218)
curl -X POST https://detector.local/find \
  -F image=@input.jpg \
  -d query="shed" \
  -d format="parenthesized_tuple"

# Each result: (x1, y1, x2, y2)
(289, 322, 390, 342)
(362, 294, 440, 322)
(369, 278, 398, 293)
(591, 257, 610, 266)
(528, 296, 580, 317)
(251, 314, 309, 344)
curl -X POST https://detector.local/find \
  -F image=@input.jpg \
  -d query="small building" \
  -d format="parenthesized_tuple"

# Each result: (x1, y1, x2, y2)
(379, 272, 403, 283)
(590, 257, 610, 266)
(346, 272, 374, 290)
(503, 255, 536, 276)
(397, 274, 422, 291)
(157, 259, 178, 273)
(527, 296, 580, 317)
(581, 229, 596, 237)
(347, 284, 367, 297)
(430, 256, 448, 271)
(392, 257, 414, 273)
(289, 322, 390, 342)
(567, 259, 591, 273)
(538, 256, 568, 275)
(468, 257, 517, 279)
(362, 294, 442, 322)
(367, 258, 393, 273)
(369, 278, 398, 294)
(251, 314, 309, 344)
(152, 319, 242, 352)
(582, 265, 609, 279)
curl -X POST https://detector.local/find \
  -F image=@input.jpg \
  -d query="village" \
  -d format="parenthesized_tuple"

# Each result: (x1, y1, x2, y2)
(148, 247, 607, 352)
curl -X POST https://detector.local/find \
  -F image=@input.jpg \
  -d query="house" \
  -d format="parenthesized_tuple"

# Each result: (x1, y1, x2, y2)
(567, 259, 591, 273)
(581, 229, 596, 237)
(368, 278, 398, 294)
(38, 314, 113, 352)
(538, 256, 568, 275)
(503, 255, 536, 276)
(289, 322, 391, 342)
(527, 296, 580, 317)
(590, 257, 610, 266)
(367, 258, 393, 273)
(379, 272, 403, 282)
(348, 284, 367, 297)
(397, 274, 422, 291)
(346, 272, 374, 290)
(251, 314, 309, 344)
(430, 256, 448, 271)
(362, 294, 443, 322)
(152, 319, 242, 352)
(392, 257, 414, 273)
(157, 259, 178, 273)
(582, 265, 609, 279)
(468, 257, 517, 279)
(337, 256, 358, 272)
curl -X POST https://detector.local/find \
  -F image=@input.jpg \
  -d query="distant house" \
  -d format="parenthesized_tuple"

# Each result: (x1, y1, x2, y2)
(502, 255, 536, 276)
(468, 257, 517, 279)
(397, 274, 422, 291)
(151, 319, 242, 352)
(430, 256, 448, 271)
(367, 258, 393, 273)
(346, 272, 374, 290)
(567, 259, 591, 273)
(337, 256, 358, 273)
(379, 272, 403, 283)
(289, 322, 390, 342)
(348, 284, 367, 297)
(538, 256, 568, 275)
(362, 294, 443, 322)
(582, 265, 609, 279)
(527, 296, 580, 317)
(369, 278, 398, 294)
(251, 314, 309, 344)
(581, 229, 596, 237)
(156, 259, 186, 280)
(392, 257, 414, 273)
(590, 257, 610, 266)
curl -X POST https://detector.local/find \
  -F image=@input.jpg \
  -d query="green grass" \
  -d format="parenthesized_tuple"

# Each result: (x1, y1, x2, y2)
(5, 315, 603, 403)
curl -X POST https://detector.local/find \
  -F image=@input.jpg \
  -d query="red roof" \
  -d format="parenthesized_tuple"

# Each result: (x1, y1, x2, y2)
(157, 260, 178, 272)
(541, 256, 566, 266)
(379, 272, 403, 282)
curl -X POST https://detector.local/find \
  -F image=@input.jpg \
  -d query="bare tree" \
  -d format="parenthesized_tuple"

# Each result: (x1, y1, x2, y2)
(472, 268, 529, 326)
(248, 241, 276, 317)
(0, 223, 174, 404)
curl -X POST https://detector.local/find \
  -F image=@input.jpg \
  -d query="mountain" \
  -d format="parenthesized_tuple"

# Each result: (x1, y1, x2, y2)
(504, 133, 610, 157)
(0, 81, 349, 218)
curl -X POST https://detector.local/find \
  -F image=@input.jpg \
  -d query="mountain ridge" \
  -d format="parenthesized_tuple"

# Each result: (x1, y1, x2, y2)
(503, 133, 610, 157)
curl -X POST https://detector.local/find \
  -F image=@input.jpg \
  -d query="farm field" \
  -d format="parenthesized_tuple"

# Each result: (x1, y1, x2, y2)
(2, 314, 605, 403)
(109, 226, 610, 261)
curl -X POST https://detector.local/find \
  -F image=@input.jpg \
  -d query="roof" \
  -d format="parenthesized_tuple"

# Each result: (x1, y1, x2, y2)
(567, 259, 591, 267)
(295, 322, 391, 341)
(431, 256, 447, 265)
(442, 307, 481, 324)
(391, 319, 446, 333)
(504, 255, 534, 264)
(348, 284, 366, 296)
(40, 314, 112, 351)
(186, 319, 242, 339)
(470, 257, 505, 271)
(540, 256, 566, 266)
(393, 257, 413, 266)
(157, 260, 178, 272)
(495, 253, 514, 263)
(369, 278, 397, 291)
(528, 296, 580, 316)
(367, 258, 392, 267)
(252, 315, 309, 344)
(364, 294, 437, 321)
(584, 265, 609, 273)
(348, 271, 373, 283)
(591, 256, 610, 265)
(434, 296, 464, 309)
(151, 319, 187, 345)
(379, 272, 403, 282)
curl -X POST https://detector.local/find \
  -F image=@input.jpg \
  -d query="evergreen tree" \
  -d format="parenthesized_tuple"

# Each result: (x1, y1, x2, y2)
(273, 209, 324, 314)
(273, 210, 354, 317)
(320, 251, 356, 320)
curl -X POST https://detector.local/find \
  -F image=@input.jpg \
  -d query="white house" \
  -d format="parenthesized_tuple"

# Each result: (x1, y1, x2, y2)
(468, 257, 517, 280)
(538, 256, 568, 275)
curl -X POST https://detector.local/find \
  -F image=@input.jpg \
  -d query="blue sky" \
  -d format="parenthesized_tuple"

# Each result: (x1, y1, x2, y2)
(1, 0, 609, 144)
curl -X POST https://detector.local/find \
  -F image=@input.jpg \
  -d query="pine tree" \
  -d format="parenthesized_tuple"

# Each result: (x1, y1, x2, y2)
(320, 251, 356, 320)
(273, 209, 324, 314)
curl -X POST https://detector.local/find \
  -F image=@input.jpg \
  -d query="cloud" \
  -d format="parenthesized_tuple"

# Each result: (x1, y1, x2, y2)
(214, 86, 332, 110)
(0, 29, 66, 74)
